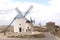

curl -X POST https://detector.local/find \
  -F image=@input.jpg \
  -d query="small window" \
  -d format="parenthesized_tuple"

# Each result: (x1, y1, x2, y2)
(19, 24, 21, 26)
(27, 27, 29, 29)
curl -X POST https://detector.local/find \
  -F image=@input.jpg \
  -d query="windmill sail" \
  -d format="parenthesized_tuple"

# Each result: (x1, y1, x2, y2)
(15, 7, 22, 14)
(24, 5, 33, 17)
(3, 8, 23, 33)
(15, 7, 23, 18)
(3, 17, 16, 33)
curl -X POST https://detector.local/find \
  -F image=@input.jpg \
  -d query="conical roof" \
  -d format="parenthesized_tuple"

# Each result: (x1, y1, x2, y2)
(16, 13, 23, 18)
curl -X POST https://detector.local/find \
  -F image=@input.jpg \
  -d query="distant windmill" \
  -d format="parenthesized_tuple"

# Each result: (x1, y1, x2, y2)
(30, 16, 35, 32)
(3, 5, 34, 34)
(26, 16, 35, 31)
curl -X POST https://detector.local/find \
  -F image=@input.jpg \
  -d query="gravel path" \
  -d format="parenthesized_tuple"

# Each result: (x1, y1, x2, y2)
(41, 32, 60, 40)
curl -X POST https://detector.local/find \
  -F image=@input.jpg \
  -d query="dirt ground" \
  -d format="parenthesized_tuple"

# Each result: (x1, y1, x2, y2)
(0, 32, 60, 40)
(0, 31, 45, 38)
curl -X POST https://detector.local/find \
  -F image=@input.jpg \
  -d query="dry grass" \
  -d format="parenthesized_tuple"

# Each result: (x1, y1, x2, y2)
(34, 27, 47, 32)
(7, 34, 45, 38)
(6, 32, 45, 38)
(30, 34, 45, 38)
(0, 26, 14, 33)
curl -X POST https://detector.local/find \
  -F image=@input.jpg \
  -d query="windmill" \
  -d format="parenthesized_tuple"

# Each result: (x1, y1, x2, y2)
(30, 17, 35, 32)
(3, 5, 33, 34)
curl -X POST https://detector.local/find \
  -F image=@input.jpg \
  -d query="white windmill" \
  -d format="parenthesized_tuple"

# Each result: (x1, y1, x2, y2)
(3, 5, 35, 34)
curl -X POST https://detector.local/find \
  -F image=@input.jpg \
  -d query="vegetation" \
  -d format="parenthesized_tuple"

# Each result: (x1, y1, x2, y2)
(30, 34, 45, 38)
(7, 34, 45, 38)
(34, 27, 47, 32)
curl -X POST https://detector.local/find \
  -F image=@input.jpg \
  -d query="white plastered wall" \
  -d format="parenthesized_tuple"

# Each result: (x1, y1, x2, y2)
(13, 18, 31, 33)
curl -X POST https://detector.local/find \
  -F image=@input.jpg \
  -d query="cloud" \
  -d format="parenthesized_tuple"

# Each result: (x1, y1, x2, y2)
(0, 0, 60, 25)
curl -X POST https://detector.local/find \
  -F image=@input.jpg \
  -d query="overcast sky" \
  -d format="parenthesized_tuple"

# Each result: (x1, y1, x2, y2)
(0, 0, 60, 25)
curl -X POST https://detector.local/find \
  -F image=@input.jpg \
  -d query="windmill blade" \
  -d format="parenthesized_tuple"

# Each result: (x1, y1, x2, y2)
(15, 7, 23, 16)
(3, 17, 17, 34)
(33, 19, 35, 23)
(24, 5, 33, 17)
(3, 12, 23, 34)
(3, 7, 23, 34)
(15, 7, 21, 13)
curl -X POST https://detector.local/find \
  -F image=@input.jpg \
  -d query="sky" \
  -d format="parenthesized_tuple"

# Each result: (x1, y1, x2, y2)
(0, 0, 60, 25)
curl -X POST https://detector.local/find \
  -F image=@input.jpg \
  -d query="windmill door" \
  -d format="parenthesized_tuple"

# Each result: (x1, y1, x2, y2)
(19, 27, 22, 32)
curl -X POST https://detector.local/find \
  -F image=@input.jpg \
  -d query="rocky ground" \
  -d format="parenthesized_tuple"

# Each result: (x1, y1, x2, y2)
(0, 31, 45, 38)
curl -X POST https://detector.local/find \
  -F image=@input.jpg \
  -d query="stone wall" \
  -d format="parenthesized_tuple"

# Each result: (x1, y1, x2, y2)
(46, 22, 55, 31)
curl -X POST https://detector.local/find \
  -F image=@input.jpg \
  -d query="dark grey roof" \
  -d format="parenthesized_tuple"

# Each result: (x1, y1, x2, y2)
(26, 20, 31, 23)
(16, 13, 23, 18)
